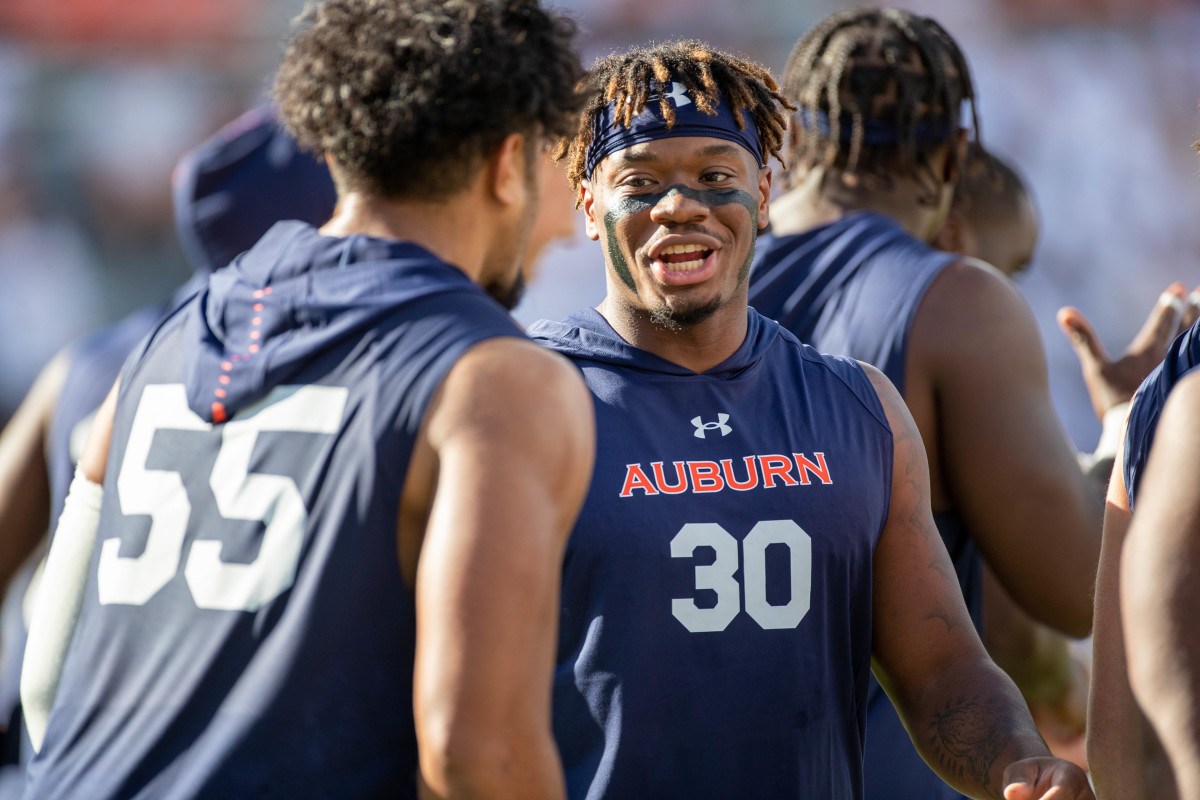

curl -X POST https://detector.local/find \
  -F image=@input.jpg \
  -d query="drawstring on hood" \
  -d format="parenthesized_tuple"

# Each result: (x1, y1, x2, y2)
(182, 221, 485, 422)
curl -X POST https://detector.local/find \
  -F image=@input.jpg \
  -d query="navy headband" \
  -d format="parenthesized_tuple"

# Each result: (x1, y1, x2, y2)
(797, 107, 955, 146)
(585, 80, 764, 178)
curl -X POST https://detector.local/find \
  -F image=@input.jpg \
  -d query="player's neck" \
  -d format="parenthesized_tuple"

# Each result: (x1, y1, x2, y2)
(319, 191, 492, 284)
(597, 288, 750, 374)
(770, 168, 948, 243)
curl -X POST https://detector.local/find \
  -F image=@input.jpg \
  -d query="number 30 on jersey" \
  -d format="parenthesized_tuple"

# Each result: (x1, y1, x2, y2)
(670, 520, 812, 632)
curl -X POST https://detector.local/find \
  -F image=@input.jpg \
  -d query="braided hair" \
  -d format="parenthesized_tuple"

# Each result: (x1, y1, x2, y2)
(556, 40, 794, 200)
(782, 9, 980, 197)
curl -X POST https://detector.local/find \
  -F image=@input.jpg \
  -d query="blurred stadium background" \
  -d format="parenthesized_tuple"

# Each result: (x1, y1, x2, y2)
(0, 0, 1197, 448)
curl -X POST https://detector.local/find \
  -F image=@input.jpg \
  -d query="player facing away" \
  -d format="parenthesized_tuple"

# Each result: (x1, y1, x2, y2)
(531, 40, 1092, 800)
(0, 103, 336, 795)
(20, 1, 593, 798)
(746, 10, 1130, 797)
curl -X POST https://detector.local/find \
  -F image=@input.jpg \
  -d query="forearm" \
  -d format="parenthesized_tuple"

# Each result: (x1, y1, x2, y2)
(1125, 533, 1200, 799)
(1089, 516, 1170, 799)
(903, 654, 1049, 800)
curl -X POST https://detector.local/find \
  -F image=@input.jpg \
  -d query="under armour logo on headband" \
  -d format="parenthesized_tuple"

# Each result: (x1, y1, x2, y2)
(646, 81, 693, 108)
(585, 77, 764, 178)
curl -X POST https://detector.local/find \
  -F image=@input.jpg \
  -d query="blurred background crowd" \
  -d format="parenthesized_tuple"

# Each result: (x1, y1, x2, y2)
(0, 0, 1197, 448)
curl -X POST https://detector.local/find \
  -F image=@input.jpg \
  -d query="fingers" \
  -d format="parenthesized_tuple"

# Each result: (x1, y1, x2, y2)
(1004, 781, 1077, 800)
(1129, 283, 1186, 353)
(1057, 306, 1108, 369)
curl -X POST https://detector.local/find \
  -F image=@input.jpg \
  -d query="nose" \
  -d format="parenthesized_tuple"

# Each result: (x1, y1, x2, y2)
(648, 188, 709, 226)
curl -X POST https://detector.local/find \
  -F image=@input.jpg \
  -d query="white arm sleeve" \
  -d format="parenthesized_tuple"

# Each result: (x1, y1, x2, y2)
(21, 470, 103, 753)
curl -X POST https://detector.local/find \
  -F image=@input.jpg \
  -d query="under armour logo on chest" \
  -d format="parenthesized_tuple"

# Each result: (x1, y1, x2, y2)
(692, 413, 732, 439)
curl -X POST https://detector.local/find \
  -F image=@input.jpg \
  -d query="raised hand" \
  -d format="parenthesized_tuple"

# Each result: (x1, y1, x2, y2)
(1057, 283, 1198, 420)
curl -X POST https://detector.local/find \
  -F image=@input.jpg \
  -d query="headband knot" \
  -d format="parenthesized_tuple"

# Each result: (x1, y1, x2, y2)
(585, 79, 764, 178)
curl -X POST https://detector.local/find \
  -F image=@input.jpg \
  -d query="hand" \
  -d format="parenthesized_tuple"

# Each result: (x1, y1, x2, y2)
(1057, 283, 1200, 420)
(1003, 756, 1094, 799)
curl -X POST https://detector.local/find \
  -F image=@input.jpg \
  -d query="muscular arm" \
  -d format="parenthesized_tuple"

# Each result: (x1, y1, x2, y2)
(0, 351, 69, 596)
(1121, 372, 1200, 800)
(866, 365, 1091, 800)
(1086, 421, 1174, 800)
(410, 338, 594, 800)
(910, 261, 1100, 637)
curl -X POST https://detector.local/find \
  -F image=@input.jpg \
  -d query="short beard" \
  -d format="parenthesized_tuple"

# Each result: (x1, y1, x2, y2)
(484, 270, 527, 311)
(647, 295, 722, 330)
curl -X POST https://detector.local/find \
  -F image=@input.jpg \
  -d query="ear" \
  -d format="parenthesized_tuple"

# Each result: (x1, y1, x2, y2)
(932, 212, 967, 255)
(581, 179, 600, 241)
(489, 132, 528, 207)
(757, 166, 773, 230)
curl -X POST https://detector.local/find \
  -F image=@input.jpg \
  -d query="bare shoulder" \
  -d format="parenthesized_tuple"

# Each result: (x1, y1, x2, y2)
(423, 336, 595, 502)
(428, 336, 593, 444)
(911, 256, 1044, 370)
(858, 361, 920, 443)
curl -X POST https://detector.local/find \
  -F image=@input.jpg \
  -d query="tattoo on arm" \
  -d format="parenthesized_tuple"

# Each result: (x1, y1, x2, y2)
(927, 694, 1012, 800)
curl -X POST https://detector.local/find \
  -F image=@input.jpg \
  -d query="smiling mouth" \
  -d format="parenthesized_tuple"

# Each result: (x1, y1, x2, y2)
(658, 243, 714, 272)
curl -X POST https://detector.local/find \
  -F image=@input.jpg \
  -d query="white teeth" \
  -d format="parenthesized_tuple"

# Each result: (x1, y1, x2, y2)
(661, 243, 707, 255)
(666, 258, 705, 272)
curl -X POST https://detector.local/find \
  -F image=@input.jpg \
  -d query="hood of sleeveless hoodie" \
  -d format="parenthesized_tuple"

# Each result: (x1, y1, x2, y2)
(181, 220, 487, 421)
(527, 306, 780, 380)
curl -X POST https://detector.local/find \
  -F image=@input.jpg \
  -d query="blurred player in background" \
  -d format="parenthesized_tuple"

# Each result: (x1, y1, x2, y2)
(932, 144, 1197, 769)
(20, 1, 593, 797)
(0, 103, 337, 796)
(745, 9, 1173, 798)
(933, 144, 1087, 763)
(535, 38, 1091, 800)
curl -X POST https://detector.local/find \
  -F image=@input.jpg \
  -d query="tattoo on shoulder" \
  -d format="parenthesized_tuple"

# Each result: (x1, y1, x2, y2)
(927, 694, 1011, 800)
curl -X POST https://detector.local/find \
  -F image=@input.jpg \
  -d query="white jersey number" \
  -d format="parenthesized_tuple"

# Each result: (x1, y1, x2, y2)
(98, 383, 347, 611)
(670, 519, 812, 633)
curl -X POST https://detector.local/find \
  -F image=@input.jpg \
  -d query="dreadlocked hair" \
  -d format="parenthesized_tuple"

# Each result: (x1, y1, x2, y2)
(781, 9, 981, 199)
(556, 40, 795, 202)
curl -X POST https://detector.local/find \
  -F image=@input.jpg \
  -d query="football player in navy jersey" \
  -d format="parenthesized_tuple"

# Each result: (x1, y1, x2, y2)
(932, 146, 1199, 770)
(531, 40, 1091, 800)
(20, 2, 593, 799)
(1083, 318, 1200, 800)
(0, 104, 337, 797)
(745, 11, 1188, 798)
(1109, 318, 1200, 800)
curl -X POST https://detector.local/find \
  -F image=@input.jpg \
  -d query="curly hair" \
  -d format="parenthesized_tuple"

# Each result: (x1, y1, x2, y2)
(556, 40, 794, 199)
(782, 9, 979, 197)
(274, 0, 586, 201)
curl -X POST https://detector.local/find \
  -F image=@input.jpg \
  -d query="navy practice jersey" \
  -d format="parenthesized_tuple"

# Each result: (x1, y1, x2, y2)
(529, 308, 892, 800)
(1125, 319, 1200, 509)
(749, 212, 968, 800)
(24, 222, 523, 800)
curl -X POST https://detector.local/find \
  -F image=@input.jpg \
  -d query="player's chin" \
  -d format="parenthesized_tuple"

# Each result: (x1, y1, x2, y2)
(647, 293, 723, 330)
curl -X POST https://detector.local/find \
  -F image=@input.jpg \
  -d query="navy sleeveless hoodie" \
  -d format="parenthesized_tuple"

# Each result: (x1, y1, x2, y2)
(530, 308, 892, 800)
(24, 222, 522, 800)
(1125, 319, 1200, 509)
